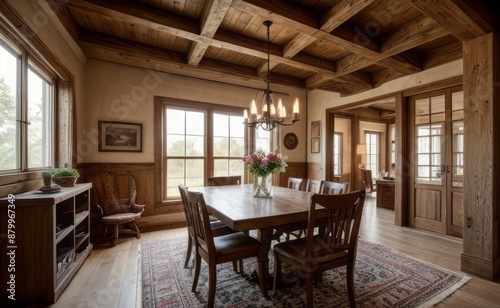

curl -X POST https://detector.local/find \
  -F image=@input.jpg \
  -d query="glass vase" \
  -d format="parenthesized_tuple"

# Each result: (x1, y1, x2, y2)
(253, 174, 273, 198)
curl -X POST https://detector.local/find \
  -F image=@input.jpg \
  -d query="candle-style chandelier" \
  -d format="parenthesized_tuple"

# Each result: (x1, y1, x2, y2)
(243, 20, 300, 131)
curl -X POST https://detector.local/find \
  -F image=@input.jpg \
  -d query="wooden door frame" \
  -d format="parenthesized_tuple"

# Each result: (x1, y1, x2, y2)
(326, 93, 407, 226)
(325, 77, 462, 228)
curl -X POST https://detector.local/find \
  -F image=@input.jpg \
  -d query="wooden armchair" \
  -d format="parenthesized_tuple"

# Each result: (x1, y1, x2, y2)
(90, 172, 145, 246)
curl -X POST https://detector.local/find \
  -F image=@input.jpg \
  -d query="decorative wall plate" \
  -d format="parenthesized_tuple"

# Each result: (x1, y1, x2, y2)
(284, 132, 298, 150)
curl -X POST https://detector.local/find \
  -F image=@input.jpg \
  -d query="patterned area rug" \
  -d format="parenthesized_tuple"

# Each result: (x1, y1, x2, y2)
(140, 237, 470, 307)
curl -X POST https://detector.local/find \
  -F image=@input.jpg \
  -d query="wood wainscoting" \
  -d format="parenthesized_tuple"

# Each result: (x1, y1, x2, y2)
(80, 163, 185, 232)
(278, 162, 306, 187)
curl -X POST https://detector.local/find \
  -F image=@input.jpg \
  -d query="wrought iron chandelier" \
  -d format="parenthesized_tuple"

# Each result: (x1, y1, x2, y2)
(243, 20, 300, 131)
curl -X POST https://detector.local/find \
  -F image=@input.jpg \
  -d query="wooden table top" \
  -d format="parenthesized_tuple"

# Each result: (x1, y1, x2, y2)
(193, 185, 313, 231)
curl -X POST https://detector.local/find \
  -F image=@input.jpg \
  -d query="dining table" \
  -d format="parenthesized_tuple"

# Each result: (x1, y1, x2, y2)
(194, 184, 318, 294)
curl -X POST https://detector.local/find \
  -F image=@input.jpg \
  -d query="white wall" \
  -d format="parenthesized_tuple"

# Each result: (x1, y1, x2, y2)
(82, 60, 307, 163)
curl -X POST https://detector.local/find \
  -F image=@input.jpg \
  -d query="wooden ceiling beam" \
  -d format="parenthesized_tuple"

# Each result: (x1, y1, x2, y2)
(337, 16, 448, 74)
(403, 0, 493, 41)
(283, 33, 317, 59)
(188, 0, 232, 66)
(378, 54, 422, 74)
(231, 0, 426, 80)
(78, 30, 305, 89)
(372, 68, 405, 88)
(320, 0, 376, 32)
(46, 0, 80, 42)
(61, 0, 341, 83)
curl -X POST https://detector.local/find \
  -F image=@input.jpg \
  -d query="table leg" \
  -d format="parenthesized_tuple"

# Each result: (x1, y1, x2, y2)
(256, 227, 274, 294)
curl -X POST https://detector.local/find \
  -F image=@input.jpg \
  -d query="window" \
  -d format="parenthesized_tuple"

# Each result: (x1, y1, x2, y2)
(333, 132, 343, 174)
(0, 39, 53, 172)
(365, 131, 380, 178)
(255, 127, 270, 153)
(213, 113, 245, 176)
(162, 101, 245, 199)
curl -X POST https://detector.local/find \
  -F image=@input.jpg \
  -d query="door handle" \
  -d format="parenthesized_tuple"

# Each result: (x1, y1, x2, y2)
(447, 165, 451, 173)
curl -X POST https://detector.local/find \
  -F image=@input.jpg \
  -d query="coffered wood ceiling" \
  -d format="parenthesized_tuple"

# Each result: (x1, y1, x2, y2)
(47, 0, 496, 95)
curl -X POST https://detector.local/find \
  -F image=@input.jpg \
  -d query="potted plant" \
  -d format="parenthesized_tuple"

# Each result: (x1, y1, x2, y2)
(51, 168, 80, 187)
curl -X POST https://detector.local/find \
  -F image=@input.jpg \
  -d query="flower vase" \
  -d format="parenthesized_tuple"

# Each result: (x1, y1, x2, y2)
(253, 174, 273, 198)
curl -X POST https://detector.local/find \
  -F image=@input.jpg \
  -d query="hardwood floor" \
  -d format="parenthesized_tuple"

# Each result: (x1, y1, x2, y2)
(50, 193, 500, 307)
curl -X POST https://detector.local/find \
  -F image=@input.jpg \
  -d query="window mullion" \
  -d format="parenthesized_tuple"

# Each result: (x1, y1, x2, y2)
(20, 51, 28, 171)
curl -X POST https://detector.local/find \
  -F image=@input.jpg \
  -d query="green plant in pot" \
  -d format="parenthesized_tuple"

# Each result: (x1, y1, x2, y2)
(51, 168, 80, 187)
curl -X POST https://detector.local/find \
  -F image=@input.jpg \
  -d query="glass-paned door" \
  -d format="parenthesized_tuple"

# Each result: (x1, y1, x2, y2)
(409, 87, 464, 237)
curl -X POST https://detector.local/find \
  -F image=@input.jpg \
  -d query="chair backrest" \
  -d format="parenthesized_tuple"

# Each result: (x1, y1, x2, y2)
(185, 190, 215, 255)
(208, 175, 241, 186)
(89, 172, 137, 216)
(305, 190, 366, 259)
(305, 179, 323, 193)
(321, 180, 348, 194)
(287, 177, 303, 190)
(178, 185, 196, 240)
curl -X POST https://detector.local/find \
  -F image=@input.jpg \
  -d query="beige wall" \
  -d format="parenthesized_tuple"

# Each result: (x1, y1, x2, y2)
(307, 59, 463, 170)
(82, 60, 307, 163)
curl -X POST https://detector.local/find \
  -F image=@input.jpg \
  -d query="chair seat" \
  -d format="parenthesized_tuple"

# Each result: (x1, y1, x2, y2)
(101, 211, 142, 223)
(210, 220, 237, 237)
(212, 232, 263, 256)
(273, 236, 348, 264)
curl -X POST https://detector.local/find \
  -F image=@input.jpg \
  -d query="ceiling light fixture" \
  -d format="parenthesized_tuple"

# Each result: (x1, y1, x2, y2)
(243, 20, 299, 131)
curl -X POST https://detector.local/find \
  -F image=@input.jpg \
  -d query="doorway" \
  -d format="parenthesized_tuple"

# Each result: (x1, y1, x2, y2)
(408, 86, 464, 237)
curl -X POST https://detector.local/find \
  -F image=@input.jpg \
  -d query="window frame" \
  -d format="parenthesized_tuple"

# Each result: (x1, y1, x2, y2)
(0, 35, 55, 174)
(155, 97, 247, 205)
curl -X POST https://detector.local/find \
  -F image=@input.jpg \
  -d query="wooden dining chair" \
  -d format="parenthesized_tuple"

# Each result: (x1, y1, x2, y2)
(320, 180, 348, 194)
(287, 177, 303, 190)
(305, 179, 323, 193)
(207, 175, 241, 186)
(185, 189, 268, 307)
(272, 190, 366, 308)
(178, 185, 238, 270)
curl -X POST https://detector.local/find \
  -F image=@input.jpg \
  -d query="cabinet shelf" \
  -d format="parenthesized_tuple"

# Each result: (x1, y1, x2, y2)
(75, 233, 90, 249)
(75, 210, 88, 226)
(0, 183, 93, 306)
(56, 225, 74, 244)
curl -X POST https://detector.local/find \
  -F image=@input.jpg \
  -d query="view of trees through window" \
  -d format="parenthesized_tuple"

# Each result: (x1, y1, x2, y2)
(0, 42, 53, 172)
(164, 106, 246, 199)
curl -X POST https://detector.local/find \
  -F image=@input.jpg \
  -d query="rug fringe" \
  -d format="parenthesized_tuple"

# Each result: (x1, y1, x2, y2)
(416, 275, 471, 308)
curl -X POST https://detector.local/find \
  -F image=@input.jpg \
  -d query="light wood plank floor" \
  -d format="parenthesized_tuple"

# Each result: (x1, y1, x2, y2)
(51, 193, 500, 308)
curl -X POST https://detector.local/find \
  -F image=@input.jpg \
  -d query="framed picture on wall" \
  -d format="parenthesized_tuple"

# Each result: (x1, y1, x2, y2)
(99, 121, 143, 152)
(311, 137, 320, 153)
(311, 121, 320, 138)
